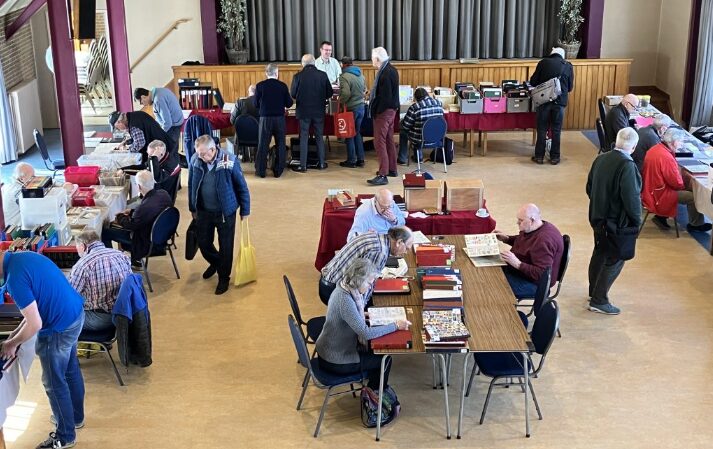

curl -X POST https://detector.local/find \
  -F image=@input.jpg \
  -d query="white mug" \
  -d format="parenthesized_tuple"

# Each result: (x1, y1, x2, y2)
(476, 208, 489, 218)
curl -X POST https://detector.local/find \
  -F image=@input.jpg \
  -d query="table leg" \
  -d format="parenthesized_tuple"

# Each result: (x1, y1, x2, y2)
(457, 353, 470, 439)
(375, 355, 387, 441)
(439, 354, 452, 439)
(469, 130, 474, 157)
(531, 128, 536, 146)
(482, 132, 488, 156)
(523, 352, 530, 438)
(463, 131, 468, 152)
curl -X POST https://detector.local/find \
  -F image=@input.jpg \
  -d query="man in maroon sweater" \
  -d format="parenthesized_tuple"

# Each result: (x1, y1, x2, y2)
(495, 204, 564, 299)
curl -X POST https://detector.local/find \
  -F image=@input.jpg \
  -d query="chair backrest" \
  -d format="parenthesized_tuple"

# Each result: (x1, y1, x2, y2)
(531, 267, 552, 318)
(235, 114, 260, 146)
(557, 235, 571, 285)
(598, 98, 607, 125)
(421, 116, 448, 147)
(595, 118, 607, 153)
(288, 314, 313, 371)
(283, 275, 304, 326)
(33, 128, 51, 161)
(150, 207, 180, 246)
(531, 299, 559, 358)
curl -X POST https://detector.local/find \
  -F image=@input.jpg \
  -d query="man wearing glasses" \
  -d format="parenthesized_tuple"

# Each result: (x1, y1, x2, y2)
(347, 189, 405, 242)
(314, 40, 341, 84)
(604, 93, 640, 151)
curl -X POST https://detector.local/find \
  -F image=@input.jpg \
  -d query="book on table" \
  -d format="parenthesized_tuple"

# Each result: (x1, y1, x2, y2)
(463, 233, 507, 267)
(416, 266, 461, 282)
(368, 307, 407, 326)
(422, 309, 470, 352)
(373, 278, 411, 294)
(415, 243, 456, 267)
(371, 330, 413, 350)
(421, 274, 463, 290)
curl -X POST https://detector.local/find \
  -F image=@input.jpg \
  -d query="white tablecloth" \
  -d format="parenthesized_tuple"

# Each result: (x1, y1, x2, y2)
(692, 176, 713, 219)
(1, 335, 36, 428)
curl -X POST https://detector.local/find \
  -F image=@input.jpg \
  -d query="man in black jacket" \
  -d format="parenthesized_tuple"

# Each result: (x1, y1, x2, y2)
(529, 47, 574, 165)
(229, 85, 259, 127)
(632, 113, 671, 171)
(109, 110, 175, 163)
(254, 63, 294, 178)
(604, 93, 639, 151)
(367, 47, 400, 186)
(586, 127, 642, 316)
(290, 54, 333, 172)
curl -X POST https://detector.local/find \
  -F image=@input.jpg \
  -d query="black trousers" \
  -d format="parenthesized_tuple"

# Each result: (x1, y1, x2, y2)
(299, 117, 326, 168)
(319, 353, 392, 390)
(318, 276, 336, 305)
(196, 210, 237, 281)
(535, 102, 565, 160)
(257, 116, 286, 177)
(588, 227, 626, 305)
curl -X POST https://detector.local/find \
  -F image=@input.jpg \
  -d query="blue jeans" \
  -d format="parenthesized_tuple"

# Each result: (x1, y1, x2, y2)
(36, 313, 85, 443)
(83, 310, 114, 332)
(503, 266, 537, 299)
(345, 105, 365, 163)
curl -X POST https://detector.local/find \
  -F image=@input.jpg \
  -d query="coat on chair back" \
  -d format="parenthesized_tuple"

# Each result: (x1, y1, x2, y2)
(183, 115, 215, 162)
(112, 273, 152, 367)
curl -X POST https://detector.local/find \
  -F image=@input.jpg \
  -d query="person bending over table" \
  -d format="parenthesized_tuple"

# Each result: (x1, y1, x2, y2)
(319, 226, 413, 305)
(109, 110, 174, 163)
(494, 204, 564, 299)
(347, 188, 405, 242)
(316, 258, 411, 390)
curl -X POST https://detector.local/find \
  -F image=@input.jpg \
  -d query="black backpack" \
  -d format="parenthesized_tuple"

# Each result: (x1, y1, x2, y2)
(429, 137, 455, 165)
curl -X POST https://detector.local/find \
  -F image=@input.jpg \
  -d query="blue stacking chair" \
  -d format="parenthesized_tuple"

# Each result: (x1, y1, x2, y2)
(141, 207, 180, 292)
(411, 116, 448, 174)
(465, 300, 560, 430)
(234, 114, 259, 162)
(284, 275, 325, 347)
(288, 315, 365, 437)
(33, 128, 65, 178)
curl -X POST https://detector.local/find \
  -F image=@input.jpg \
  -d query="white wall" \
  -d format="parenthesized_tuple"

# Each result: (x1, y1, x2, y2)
(655, 0, 693, 121)
(123, 0, 204, 104)
(29, 5, 59, 128)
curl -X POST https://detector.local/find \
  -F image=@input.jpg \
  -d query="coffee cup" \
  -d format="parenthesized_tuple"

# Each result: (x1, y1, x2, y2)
(476, 208, 489, 218)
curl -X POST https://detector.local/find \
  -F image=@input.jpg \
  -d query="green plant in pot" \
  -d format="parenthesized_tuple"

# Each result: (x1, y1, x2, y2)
(218, 0, 249, 64)
(557, 0, 585, 59)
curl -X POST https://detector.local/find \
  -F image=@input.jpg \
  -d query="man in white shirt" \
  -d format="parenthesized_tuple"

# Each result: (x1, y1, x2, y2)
(314, 40, 342, 84)
(1, 162, 35, 226)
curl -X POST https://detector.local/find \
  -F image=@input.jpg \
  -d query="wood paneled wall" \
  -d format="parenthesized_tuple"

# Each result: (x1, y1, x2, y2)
(173, 59, 631, 129)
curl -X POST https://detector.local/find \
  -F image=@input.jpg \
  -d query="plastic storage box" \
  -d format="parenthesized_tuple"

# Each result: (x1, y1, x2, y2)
(65, 166, 101, 187)
(19, 187, 68, 229)
(482, 88, 505, 113)
(72, 187, 96, 207)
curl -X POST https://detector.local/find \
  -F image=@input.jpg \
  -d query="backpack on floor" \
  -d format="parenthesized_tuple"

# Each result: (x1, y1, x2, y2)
(429, 137, 455, 165)
(360, 386, 400, 428)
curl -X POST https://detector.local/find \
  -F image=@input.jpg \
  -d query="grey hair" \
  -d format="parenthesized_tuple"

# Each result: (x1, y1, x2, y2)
(371, 47, 389, 62)
(551, 47, 565, 58)
(194, 134, 216, 150)
(12, 162, 34, 181)
(135, 170, 156, 191)
(248, 84, 256, 95)
(388, 226, 412, 244)
(75, 229, 101, 245)
(342, 258, 379, 290)
(652, 114, 672, 131)
(265, 63, 279, 77)
(615, 127, 640, 150)
(301, 54, 315, 66)
(662, 128, 686, 146)
(147, 139, 166, 152)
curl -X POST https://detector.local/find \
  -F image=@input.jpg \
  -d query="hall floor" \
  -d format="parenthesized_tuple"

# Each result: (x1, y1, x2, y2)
(7, 130, 713, 449)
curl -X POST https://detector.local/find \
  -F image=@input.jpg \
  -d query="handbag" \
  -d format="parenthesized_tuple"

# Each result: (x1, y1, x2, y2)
(360, 385, 401, 428)
(531, 61, 568, 109)
(234, 218, 257, 286)
(333, 104, 357, 139)
(185, 219, 199, 260)
(603, 221, 639, 261)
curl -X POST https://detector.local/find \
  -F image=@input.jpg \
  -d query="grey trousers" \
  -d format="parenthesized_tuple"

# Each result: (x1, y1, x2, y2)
(588, 227, 626, 306)
(678, 190, 705, 226)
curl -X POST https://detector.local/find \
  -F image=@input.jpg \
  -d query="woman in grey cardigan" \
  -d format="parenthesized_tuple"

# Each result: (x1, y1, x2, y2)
(316, 258, 410, 389)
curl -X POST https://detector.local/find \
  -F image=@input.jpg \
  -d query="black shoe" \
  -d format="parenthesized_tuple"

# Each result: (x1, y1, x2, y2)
(256, 172, 266, 178)
(291, 166, 307, 173)
(367, 175, 388, 186)
(317, 162, 329, 170)
(36, 433, 76, 448)
(397, 160, 408, 166)
(550, 158, 560, 165)
(203, 265, 217, 279)
(652, 215, 671, 229)
(131, 259, 143, 269)
(687, 223, 712, 233)
(387, 171, 398, 177)
(531, 156, 544, 165)
(356, 160, 365, 167)
(215, 278, 230, 295)
(339, 161, 357, 168)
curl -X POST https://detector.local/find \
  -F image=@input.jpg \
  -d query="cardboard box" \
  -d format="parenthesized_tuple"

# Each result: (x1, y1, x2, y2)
(445, 179, 484, 211)
(405, 179, 443, 211)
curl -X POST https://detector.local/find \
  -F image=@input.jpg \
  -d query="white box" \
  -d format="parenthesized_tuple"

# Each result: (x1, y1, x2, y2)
(20, 187, 68, 229)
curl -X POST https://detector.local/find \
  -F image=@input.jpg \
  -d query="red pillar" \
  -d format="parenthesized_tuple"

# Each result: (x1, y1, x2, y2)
(47, 0, 84, 166)
(106, 0, 133, 111)
(201, 0, 219, 64)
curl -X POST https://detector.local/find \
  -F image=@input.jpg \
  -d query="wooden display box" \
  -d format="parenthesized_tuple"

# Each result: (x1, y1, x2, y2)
(445, 179, 484, 211)
(404, 180, 443, 212)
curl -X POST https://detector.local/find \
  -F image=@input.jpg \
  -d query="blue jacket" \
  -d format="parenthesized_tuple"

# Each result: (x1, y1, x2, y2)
(183, 115, 215, 162)
(188, 147, 251, 218)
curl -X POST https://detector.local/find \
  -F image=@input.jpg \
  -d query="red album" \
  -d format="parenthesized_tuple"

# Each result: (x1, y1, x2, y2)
(373, 278, 411, 294)
(371, 330, 413, 350)
(402, 173, 426, 188)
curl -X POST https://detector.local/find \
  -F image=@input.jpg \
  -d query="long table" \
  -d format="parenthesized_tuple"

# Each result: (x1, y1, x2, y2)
(315, 199, 496, 271)
(372, 235, 532, 440)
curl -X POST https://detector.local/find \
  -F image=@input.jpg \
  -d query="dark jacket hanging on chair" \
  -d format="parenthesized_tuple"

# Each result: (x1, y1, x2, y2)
(112, 273, 152, 367)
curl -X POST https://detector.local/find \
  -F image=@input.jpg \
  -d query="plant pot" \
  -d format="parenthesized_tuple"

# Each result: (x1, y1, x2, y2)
(226, 48, 249, 65)
(558, 41, 581, 59)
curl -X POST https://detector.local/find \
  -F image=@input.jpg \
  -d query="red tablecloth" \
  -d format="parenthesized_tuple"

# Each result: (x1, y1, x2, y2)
(189, 109, 233, 130)
(314, 198, 497, 271)
(444, 112, 536, 131)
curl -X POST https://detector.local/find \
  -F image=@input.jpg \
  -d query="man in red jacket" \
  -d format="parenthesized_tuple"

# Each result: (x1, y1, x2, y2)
(641, 129, 711, 233)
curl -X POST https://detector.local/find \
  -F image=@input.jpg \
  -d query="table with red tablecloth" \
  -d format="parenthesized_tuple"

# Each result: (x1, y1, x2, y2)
(444, 112, 537, 156)
(314, 198, 497, 270)
(189, 109, 234, 131)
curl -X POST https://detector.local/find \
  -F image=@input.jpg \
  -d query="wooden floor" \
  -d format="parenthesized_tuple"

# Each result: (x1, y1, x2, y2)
(6, 130, 713, 448)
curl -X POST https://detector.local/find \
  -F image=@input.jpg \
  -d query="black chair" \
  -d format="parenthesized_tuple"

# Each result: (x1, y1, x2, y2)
(141, 207, 180, 292)
(640, 208, 680, 238)
(235, 114, 259, 163)
(466, 300, 560, 431)
(597, 98, 607, 127)
(288, 315, 364, 437)
(78, 327, 124, 386)
(284, 275, 325, 346)
(517, 267, 551, 329)
(409, 116, 448, 174)
(33, 128, 65, 176)
(595, 118, 607, 154)
(548, 235, 571, 337)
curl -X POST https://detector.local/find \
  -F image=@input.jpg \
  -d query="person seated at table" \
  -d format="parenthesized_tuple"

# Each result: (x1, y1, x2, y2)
(316, 258, 410, 391)
(102, 170, 173, 266)
(1, 162, 34, 226)
(120, 139, 180, 203)
(397, 88, 444, 165)
(633, 113, 672, 172)
(494, 204, 564, 299)
(109, 110, 175, 162)
(70, 230, 132, 332)
(347, 188, 405, 242)
(229, 84, 259, 127)
(604, 94, 639, 151)
(319, 226, 414, 305)
(641, 129, 711, 232)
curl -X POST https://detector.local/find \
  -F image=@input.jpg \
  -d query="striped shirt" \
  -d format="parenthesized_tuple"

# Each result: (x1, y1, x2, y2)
(128, 127, 146, 153)
(401, 96, 444, 145)
(69, 241, 132, 312)
(321, 233, 391, 285)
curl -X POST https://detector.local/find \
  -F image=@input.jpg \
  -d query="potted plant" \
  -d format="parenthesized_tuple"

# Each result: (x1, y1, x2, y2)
(557, 0, 585, 59)
(218, 0, 249, 64)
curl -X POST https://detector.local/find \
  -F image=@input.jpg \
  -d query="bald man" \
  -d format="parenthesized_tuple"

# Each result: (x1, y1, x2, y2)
(2, 162, 35, 226)
(604, 93, 640, 151)
(347, 188, 406, 242)
(495, 204, 564, 299)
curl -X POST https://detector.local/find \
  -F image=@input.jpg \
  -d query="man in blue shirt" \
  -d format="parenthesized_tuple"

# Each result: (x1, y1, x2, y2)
(135, 87, 185, 155)
(0, 251, 85, 449)
(347, 189, 405, 242)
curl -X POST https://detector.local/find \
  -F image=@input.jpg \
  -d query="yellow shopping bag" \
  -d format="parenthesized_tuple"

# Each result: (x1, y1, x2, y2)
(234, 218, 257, 286)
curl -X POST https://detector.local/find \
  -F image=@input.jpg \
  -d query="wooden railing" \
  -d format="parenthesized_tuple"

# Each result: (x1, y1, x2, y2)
(131, 18, 192, 73)
(173, 59, 632, 129)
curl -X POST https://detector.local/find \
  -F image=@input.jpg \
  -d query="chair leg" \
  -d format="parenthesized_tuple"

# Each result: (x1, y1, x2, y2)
(168, 247, 181, 279)
(103, 344, 125, 386)
(528, 380, 543, 420)
(350, 383, 357, 398)
(415, 147, 423, 173)
(431, 355, 437, 389)
(314, 386, 333, 437)
(639, 210, 650, 232)
(441, 147, 447, 173)
(479, 378, 498, 424)
(297, 372, 309, 410)
(674, 216, 680, 238)
(557, 328, 562, 338)
(142, 259, 153, 293)
(465, 355, 477, 397)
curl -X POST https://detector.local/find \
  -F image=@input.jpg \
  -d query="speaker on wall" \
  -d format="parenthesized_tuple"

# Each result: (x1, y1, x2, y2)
(77, 0, 96, 40)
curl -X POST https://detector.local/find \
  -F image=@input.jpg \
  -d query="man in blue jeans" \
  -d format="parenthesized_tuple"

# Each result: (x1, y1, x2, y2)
(0, 251, 85, 449)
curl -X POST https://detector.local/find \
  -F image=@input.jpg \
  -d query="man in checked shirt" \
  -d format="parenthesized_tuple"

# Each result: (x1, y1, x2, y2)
(69, 230, 132, 333)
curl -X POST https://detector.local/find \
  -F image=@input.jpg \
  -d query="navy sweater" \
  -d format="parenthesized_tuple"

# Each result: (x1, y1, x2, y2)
(254, 78, 293, 117)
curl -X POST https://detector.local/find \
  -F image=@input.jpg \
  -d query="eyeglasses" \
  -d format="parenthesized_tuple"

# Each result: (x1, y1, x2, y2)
(625, 101, 640, 111)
